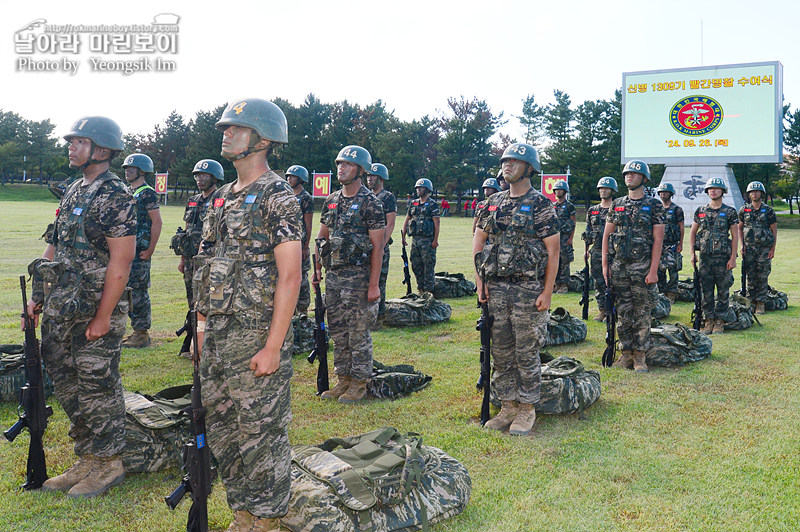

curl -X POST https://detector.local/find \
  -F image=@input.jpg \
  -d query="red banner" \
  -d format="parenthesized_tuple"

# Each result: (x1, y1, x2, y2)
(540, 174, 569, 202)
(155, 172, 168, 194)
(312, 172, 331, 197)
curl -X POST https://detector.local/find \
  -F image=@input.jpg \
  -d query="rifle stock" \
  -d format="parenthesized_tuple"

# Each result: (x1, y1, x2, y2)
(741, 252, 748, 298)
(307, 253, 330, 394)
(601, 269, 616, 368)
(475, 269, 493, 425)
(4, 276, 52, 490)
(401, 242, 412, 295)
(691, 263, 703, 330)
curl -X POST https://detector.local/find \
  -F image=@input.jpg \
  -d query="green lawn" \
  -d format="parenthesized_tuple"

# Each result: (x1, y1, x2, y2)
(1, 185, 799, 531)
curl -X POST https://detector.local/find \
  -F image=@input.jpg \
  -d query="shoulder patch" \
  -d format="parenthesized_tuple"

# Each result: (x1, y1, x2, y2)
(698, 213, 706, 218)
(488, 205, 498, 212)
(214, 198, 225, 208)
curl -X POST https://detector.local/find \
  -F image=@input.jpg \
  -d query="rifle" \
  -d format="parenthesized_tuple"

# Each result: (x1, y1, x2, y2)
(741, 252, 748, 298)
(175, 310, 191, 338)
(4, 276, 53, 490)
(307, 253, 330, 394)
(601, 269, 616, 367)
(691, 263, 703, 330)
(401, 241, 412, 296)
(165, 310, 214, 532)
(475, 268, 493, 425)
(580, 253, 590, 320)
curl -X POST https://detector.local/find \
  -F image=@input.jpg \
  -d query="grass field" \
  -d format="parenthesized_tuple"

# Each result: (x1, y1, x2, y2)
(1, 183, 799, 531)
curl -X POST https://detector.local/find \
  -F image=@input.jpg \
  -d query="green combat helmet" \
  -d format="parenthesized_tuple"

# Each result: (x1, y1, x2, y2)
(336, 145, 372, 174)
(414, 178, 433, 192)
(193, 159, 225, 182)
(500, 143, 541, 174)
(622, 160, 650, 182)
(656, 182, 675, 196)
(216, 98, 288, 161)
(64, 116, 124, 169)
(122, 153, 154, 174)
(746, 181, 766, 199)
(286, 165, 309, 183)
(553, 180, 570, 193)
(597, 176, 618, 192)
(369, 163, 390, 181)
(704, 177, 727, 193)
(482, 178, 501, 192)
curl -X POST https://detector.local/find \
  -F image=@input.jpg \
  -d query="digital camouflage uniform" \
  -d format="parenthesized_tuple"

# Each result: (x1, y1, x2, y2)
(319, 186, 385, 381)
(127, 183, 159, 330)
(606, 195, 666, 352)
(36, 172, 136, 458)
(406, 197, 440, 293)
(694, 204, 739, 320)
(658, 203, 685, 295)
(375, 188, 397, 315)
(295, 187, 314, 314)
(582, 204, 609, 312)
(739, 202, 777, 304)
(554, 200, 576, 286)
(476, 188, 559, 405)
(194, 171, 302, 518)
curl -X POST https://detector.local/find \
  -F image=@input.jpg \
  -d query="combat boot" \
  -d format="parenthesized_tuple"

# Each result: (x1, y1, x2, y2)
(338, 379, 368, 404)
(122, 330, 150, 348)
(483, 401, 518, 431)
(509, 403, 536, 436)
(41, 455, 95, 493)
(701, 319, 714, 334)
(67, 455, 125, 499)
(320, 375, 351, 400)
(755, 301, 766, 315)
(593, 310, 606, 322)
(226, 510, 256, 531)
(632, 350, 648, 373)
(712, 319, 725, 334)
(251, 516, 290, 531)
(612, 351, 634, 370)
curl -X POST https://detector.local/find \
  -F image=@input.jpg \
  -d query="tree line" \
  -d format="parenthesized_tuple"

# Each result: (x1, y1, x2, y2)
(2, 92, 800, 207)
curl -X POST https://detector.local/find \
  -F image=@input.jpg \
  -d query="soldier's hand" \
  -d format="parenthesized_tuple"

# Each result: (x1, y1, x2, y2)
(250, 347, 280, 377)
(726, 258, 736, 271)
(431, 239, 439, 249)
(676, 243, 683, 253)
(367, 284, 380, 302)
(85, 315, 111, 341)
(535, 292, 551, 312)
(139, 249, 154, 260)
(178, 257, 185, 274)
(477, 281, 489, 303)
(22, 299, 41, 329)
(302, 246, 310, 260)
(691, 253, 697, 265)
(645, 271, 658, 285)
(768, 248, 775, 260)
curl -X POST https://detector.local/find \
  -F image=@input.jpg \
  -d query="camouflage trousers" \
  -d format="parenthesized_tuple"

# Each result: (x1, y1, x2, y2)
(487, 277, 547, 405)
(698, 253, 734, 319)
(379, 245, 390, 316)
(297, 254, 311, 314)
(201, 315, 293, 518)
(611, 258, 657, 352)
(41, 307, 127, 458)
(657, 245, 682, 295)
(589, 249, 607, 311)
(127, 256, 151, 330)
(556, 240, 574, 285)
(326, 267, 378, 381)
(410, 236, 436, 293)
(744, 245, 771, 303)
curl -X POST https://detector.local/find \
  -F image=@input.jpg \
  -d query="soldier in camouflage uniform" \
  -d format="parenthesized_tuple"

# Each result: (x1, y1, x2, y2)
(286, 165, 314, 315)
(366, 163, 396, 318)
(174, 158, 224, 357)
(26, 116, 135, 498)
(472, 177, 501, 235)
(402, 178, 440, 294)
(689, 177, 739, 334)
(315, 145, 385, 404)
(195, 99, 302, 531)
(656, 182, 685, 303)
(738, 181, 777, 315)
(582, 177, 616, 321)
(602, 160, 665, 372)
(553, 180, 576, 294)
(121, 153, 162, 349)
(474, 143, 560, 436)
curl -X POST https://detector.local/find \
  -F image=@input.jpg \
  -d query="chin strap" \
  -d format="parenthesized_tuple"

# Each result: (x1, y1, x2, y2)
(222, 132, 268, 162)
(72, 142, 115, 170)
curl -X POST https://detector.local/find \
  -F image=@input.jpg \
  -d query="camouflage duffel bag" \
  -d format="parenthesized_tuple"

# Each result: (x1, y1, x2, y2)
(281, 427, 471, 532)
(567, 271, 594, 293)
(733, 286, 788, 311)
(0, 345, 54, 402)
(122, 384, 193, 473)
(545, 307, 587, 346)
(676, 278, 696, 302)
(292, 314, 316, 356)
(384, 293, 451, 327)
(722, 301, 755, 331)
(646, 322, 712, 367)
(432, 271, 476, 298)
(369, 361, 432, 400)
(651, 293, 672, 319)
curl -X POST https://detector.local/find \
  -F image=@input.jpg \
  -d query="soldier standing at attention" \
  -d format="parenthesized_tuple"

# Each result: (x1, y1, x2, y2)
(582, 177, 616, 322)
(27, 116, 135, 498)
(285, 165, 314, 315)
(738, 181, 777, 315)
(552, 180, 575, 294)
(602, 160, 665, 372)
(401, 178, 440, 294)
(689, 178, 739, 334)
(472, 177, 501, 235)
(473, 143, 560, 436)
(366, 163, 396, 319)
(175, 159, 224, 358)
(315, 145, 385, 403)
(195, 99, 302, 531)
(121, 153, 162, 348)
(655, 182, 685, 303)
